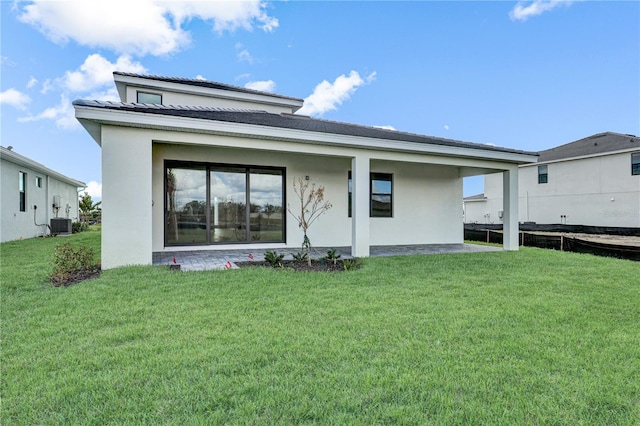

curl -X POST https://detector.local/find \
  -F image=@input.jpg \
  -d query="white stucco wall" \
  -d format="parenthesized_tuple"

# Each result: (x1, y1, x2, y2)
(101, 126, 153, 268)
(125, 85, 297, 114)
(93, 122, 527, 268)
(1, 157, 81, 242)
(150, 142, 464, 253)
(464, 151, 640, 227)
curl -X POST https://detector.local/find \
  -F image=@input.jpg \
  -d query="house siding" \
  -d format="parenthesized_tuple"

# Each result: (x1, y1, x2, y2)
(1, 154, 82, 242)
(465, 151, 640, 227)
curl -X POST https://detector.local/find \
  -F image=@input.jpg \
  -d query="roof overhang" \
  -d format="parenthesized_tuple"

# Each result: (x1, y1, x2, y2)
(114, 73, 304, 113)
(75, 105, 539, 165)
(0, 147, 86, 188)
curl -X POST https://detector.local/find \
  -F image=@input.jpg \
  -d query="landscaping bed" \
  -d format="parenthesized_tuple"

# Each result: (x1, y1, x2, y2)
(235, 259, 349, 272)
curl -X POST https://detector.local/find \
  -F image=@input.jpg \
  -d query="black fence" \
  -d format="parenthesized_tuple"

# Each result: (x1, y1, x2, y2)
(464, 227, 640, 262)
(465, 223, 640, 237)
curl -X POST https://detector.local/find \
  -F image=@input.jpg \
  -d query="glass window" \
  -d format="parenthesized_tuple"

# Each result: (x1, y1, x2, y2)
(35, 176, 43, 188)
(19, 171, 26, 212)
(249, 169, 284, 242)
(166, 162, 284, 246)
(166, 167, 207, 244)
(347, 171, 393, 218)
(210, 167, 247, 243)
(371, 173, 393, 217)
(538, 165, 548, 184)
(137, 91, 162, 104)
(632, 153, 640, 176)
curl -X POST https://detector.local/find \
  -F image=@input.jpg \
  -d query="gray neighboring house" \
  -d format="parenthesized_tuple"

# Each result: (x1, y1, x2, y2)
(464, 132, 640, 227)
(1, 146, 86, 242)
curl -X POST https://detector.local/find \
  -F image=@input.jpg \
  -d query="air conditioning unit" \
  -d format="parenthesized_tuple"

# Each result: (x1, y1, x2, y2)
(50, 218, 72, 234)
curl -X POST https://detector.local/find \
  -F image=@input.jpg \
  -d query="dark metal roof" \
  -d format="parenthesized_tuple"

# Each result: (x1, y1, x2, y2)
(538, 132, 640, 162)
(113, 72, 304, 103)
(73, 100, 537, 156)
(463, 193, 486, 201)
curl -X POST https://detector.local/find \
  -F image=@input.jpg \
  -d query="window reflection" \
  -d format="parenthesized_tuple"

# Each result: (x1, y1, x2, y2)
(166, 163, 284, 245)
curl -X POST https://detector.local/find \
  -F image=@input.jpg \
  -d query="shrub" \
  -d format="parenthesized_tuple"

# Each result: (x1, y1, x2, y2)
(50, 243, 97, 286)
(325, 248, 341, 265)
(72, 221, 89, 233)
(264, 250, 285, 268)
(342, 258, 361, 271)
(291, 251, 309, 262)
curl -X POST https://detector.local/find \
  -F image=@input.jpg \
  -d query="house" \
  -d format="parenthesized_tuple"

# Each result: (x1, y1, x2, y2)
(0, 146, 86, 242)
(74, 72, 537, 269)
(464, 132, 640, 228)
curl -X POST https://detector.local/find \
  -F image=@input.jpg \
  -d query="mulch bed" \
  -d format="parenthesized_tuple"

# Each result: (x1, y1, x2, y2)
(51, 266, 101, 287)
(235, 260, 346, 272)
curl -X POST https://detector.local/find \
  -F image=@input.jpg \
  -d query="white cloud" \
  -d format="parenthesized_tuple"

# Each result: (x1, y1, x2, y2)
(62, 54, 146, 92)
(18, 0, 278, 57)
(245, 80, 276, 93)
(27, 76, 38, 89)
(87, 88, 120, 103)
(509, 0, 576, 22)
(374, 125, 396, 131)
(18, 94, 79, 130)
(194, 75, 207, 81)
(297, 71, 377, 117)
(85, 181, 102, 200)
(0, 88, 32, 110)
(1, 56, 16, 66)
(237, 49, 254, 64)
(444, 125, 449, 130)
(40, 79, 54, 94)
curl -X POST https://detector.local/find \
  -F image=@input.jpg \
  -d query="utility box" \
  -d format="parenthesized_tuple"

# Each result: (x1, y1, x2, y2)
(50, 218, 72, 234)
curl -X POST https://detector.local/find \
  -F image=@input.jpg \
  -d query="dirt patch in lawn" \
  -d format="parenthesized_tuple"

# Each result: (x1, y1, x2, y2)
(51, 266, 101, 287)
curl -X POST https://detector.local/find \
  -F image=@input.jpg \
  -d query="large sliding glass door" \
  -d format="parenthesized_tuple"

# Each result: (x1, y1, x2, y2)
(166, 161, 284, 246)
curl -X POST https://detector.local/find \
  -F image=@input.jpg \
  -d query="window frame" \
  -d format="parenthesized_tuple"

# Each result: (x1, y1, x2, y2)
(538, 165, 548, 184)
(19, 171, 26, 212)
(35, 176, 43, 188)
(348, 171, 394, 218)
(632, 152, 640, 176)
(164, 160, 286, 246)
(136, 91, 163, 105)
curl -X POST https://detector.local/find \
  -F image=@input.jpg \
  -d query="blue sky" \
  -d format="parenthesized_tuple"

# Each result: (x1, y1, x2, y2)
(1, 0, 638, 200)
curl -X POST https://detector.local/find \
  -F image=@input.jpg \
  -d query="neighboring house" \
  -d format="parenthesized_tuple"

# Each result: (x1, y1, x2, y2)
(464, 132, 640, 228)
(1, 146, 86, 242)
(74, 72, 537, 269)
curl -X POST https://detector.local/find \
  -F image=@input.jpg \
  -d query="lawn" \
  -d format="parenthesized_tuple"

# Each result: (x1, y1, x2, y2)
(1, 229, 639, 424)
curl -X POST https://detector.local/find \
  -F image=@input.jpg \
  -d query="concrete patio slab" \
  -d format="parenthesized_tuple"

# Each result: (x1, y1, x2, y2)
(153, 244, 501, 271)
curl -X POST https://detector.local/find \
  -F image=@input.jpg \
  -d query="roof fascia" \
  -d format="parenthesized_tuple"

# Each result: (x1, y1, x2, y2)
(0, 147, 86, 188)
(74, 106, 539, 164)
(521, 147, 640, 167)
(113, 74, 304, 112)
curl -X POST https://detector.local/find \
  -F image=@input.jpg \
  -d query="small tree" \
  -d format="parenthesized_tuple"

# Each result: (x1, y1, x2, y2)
(79, 192, 101, 224)
(287, 176, 332, 266)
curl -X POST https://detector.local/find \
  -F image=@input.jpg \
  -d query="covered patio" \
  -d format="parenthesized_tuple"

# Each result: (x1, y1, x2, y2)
(153, 243, 501, 271)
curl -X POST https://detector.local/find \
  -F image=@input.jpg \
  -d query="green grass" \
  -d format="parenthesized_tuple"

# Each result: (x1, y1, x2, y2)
(2, 230, 639, 424)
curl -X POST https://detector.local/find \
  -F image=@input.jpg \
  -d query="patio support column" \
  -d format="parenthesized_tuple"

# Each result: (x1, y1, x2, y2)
(352, 155, 370, 257)
(502, 167, 519, 251)
(101, 127, 153, 269)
